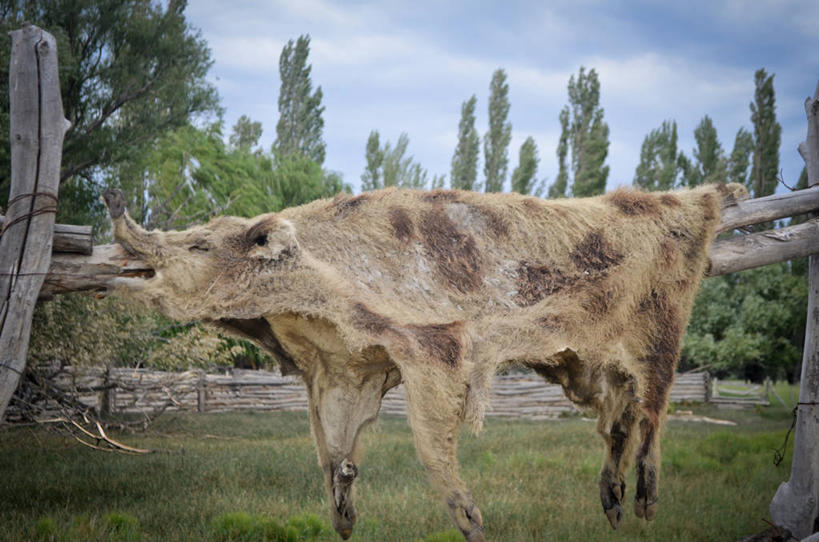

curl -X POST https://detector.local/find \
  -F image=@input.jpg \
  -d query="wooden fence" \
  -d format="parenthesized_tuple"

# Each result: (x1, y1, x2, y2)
(6, 366, 710, 422)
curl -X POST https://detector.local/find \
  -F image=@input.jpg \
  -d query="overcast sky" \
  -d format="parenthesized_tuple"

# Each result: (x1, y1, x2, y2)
(186, 0, 819, 195)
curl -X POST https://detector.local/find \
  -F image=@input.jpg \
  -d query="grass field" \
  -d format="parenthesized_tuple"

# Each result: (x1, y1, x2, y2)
(0, 386, 799, 542)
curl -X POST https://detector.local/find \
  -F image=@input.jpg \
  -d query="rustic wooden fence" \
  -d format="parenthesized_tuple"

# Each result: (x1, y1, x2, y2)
(6, 366, 710, 422)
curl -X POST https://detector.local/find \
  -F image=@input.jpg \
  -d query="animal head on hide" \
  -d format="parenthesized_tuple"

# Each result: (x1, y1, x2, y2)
(102, 189, 301, 321)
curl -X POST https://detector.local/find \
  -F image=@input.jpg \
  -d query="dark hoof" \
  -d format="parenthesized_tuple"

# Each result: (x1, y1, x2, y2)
(600, 471, 626, 529)
(634, 497, 657, 521)
(605, 505, 623, 529)
(102, 189, 127, 219)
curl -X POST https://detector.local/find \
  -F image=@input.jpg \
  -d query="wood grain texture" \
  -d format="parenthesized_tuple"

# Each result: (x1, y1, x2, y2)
(0, 216, 92, 255)
(769, 81, 819, 540)
(0, 26, 70, 421)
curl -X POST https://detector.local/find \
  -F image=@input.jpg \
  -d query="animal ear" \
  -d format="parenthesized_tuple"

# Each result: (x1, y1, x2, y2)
(247, 217, 300, 261)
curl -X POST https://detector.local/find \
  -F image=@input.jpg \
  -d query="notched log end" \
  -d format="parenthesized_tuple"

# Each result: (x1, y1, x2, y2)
(102, 188, 127, 219)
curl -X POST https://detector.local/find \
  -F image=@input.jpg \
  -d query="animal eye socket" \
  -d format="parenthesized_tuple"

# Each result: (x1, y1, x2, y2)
(254, 235, 268, 247)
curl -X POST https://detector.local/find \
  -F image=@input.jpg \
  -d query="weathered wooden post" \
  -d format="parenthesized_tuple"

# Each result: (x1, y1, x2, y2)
(769, 82, 819, 540)
(0, 25, 70, 421)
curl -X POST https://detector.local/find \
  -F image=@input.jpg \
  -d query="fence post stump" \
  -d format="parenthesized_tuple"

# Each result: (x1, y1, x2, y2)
(197, 371, 206, 412)
(704, 372, 712, 403)
(0, 25, 70, 422)
(770, 81, 819, 539)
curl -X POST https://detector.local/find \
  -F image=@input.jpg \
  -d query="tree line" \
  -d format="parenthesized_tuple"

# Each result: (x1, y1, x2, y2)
(0, 1, 807, 381)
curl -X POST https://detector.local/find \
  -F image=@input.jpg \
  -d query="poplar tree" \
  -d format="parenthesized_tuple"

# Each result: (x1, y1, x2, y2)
(361, 131, 383, 191)
(483, 69, 512, 192)
(750, 68, 782, 198)
(727, 128, 754, 187)
(558, 67, 610, 197)
(274, 35, 326, 165)
(634, 120, 684, 191)
(511, 137, 540, 195)
(548, 108, 570, 198)
(360, 132, 432, 190)
(686, 115, 726, 187)
(450, 95, 480, 191)
(229, 115, 263, 151)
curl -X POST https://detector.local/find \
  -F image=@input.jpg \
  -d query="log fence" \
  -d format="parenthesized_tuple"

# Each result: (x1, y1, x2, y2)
(6, 366, 710, 421)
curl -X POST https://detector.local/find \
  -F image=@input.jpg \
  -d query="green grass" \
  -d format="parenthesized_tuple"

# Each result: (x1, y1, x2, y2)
(0, 389, 800, 542)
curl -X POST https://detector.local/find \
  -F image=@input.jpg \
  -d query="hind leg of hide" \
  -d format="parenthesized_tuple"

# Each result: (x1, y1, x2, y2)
(403, 367, 485, 542)
(597, 400, 641, 529)
(634, 414, 663, 521)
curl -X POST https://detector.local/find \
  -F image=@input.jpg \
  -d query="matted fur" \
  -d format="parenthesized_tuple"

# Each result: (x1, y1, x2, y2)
(105, 183, 747, 541)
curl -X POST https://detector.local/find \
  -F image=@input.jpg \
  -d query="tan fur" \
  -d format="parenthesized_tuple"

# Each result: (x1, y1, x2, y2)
(105, 183, 748, 541)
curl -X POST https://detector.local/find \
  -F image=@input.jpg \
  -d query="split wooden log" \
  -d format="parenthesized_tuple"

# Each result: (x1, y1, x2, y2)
(37, 244, 154, 300)
(716, 185, 819, 234)
(0, 216, 92, 255)
(769, 81, 819, 540)
(707, 218, 819, 276)
(0, 26, 70, 421)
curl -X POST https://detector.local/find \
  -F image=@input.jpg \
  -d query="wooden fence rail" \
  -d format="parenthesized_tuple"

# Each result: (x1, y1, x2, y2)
(6, 367, 710, 421)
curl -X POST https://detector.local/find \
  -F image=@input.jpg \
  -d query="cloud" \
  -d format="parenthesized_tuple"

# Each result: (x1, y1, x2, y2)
(187, 0, 816, 194)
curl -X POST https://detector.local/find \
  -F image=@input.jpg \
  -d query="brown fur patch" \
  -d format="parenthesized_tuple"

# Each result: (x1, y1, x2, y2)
(388, 207, 414, 242)
(351, 303, 394, 335)
(422, 189, 459, 203)
(638, 290, 683, 417)
(699, 192, 717, 222)
(607, 189, 660, 217)
(570, 230, 624, 273)
(610, 416, 631, 466)
(418, 208, 483, 293)
(659, 238, 678, 267)
(332, 193, 370, 216)
(537, 314, 565, 331)
(410, 322, 463, 367)
(659, 194, 681, 207)
(473, 205, 509, 237)
(515, 262, 573, 307)
(582, 286, 616, 317)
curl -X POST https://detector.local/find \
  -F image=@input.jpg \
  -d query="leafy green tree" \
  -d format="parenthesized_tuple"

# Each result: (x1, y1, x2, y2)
(229, 115, 263, 151)
(268, 154, 347, 209)
(633, 120, 685, 191)
(0, 0, 220, 227)
(382, 134, 428, 189)
(114, 123, 277, 229)
(511, 137, 540, 195)
(451, 95, 480, 191)
(727, 128, 755, 187)
(274, 35, 325, 165)
(430, 174, 446, 189)
(360, 131, 434, 190)
(483, 69, 512, 193)
(361, 131, 383, 192)
(750, 68, 782, 198)
(116, 122, 346, 231)
(683, 264, 807, 381)
(559, 67, 610, 197)
(684, 115, 727, 187)
(548, 109, 570, 198)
